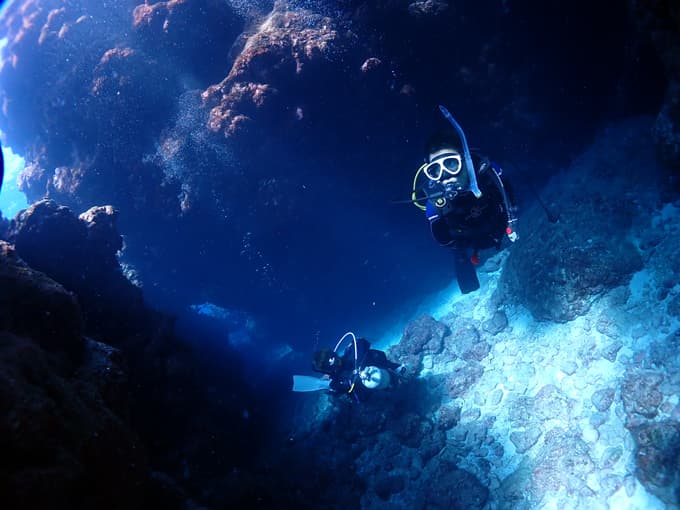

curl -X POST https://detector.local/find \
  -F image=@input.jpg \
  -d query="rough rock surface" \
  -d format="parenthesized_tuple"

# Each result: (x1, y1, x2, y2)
(389, 314, 448, 372)
(621, 369, 664, 421)
(201, 3, 347, 139)
(0, 201, 264, 509)
(0, 237, 151, 508)
(7, 199, 146, 338)
(497, 119, 654, 322)
(630, 421, 680, 505)
(0, 331, 150, 509)
(0, 240, 83, 364)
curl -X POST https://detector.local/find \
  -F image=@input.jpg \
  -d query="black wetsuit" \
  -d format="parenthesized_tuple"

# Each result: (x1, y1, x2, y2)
(423, 154, 516, 293)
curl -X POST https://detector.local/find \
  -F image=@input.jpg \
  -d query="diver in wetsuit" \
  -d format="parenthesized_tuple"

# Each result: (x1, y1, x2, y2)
(412, 106, 518, 293)
(291, 332, 403, 402)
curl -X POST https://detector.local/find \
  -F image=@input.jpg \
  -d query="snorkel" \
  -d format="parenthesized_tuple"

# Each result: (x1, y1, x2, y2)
(438, 105, 482, 198)
(333, 331, 358, 374)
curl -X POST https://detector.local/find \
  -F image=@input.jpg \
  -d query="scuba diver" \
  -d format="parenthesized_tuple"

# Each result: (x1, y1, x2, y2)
(409, 105, 518, 294)
(292, 332, 404, 402)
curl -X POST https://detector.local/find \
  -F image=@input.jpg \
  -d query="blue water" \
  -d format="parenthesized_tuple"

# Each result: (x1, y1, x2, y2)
(0, 143, 27, 218)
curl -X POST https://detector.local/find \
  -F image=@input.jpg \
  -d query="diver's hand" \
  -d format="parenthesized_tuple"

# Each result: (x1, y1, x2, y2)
(508, 231, 518, 242)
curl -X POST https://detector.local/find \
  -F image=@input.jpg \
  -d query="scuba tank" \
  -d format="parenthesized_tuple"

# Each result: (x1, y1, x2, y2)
(359, 365, 391, 390)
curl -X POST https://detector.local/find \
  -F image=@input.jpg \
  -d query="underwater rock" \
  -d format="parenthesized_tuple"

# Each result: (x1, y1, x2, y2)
(599, 473, 624, 498)
(445, 361, 484, 398)
(131, 0, 241, 85)
(7, 199, 147, 340)
(667, 293, 680, 318)
(391, 412, 425, 448)
(507, 394, 533, 425)
(559, 359, 578, 375)
(533, 384, 573, 422)
(630, 421, 680, 506)
(389, 314, 448, 373)
(0, 0, 179, 213)
(599, 445, 624, 470)
(437, 403, 462, 430)
(374, 472, 405, 500)
(590, 387, 616, 412)
(418, 429, 446, 462)
(599, 340, 623, 362)
(79, 205, 123, 263)
(502, 229, 642, 323)
(532, 429, 595, 495)
(482, 309, 508, 335)
(645, 206, 680, 305)
(17, 160, 49, 204)
(0, 0, 125, 152)
(0, 331, 149, 509)
(498, 462, 536, 510)
(89, 45, 176, 139)
(202, 4, 347, 138)
(648, 329, 680, 370)
(75, 338, 129, 419)
(595, 313, 621, 338)
(588, 410, 609, 428)
(498, 120, 653, 323)
(0, 240, 83, 365)
(444, 318, 487, 361)
(9, 199, 88, 258)
(621, 369, 664, 420)
(425, 463, 488, 510)
(510, 427, 543, 454)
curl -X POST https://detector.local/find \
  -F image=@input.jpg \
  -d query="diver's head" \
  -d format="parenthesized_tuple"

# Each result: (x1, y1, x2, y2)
(424, 131, 469, 192)
(312, 349, 342, 374)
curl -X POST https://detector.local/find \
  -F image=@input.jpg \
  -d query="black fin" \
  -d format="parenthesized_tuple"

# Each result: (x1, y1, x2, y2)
(453, 250, 480, 294)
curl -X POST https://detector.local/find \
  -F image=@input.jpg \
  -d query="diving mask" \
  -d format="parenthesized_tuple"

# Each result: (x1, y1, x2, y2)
(424, 153, 462, 181)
